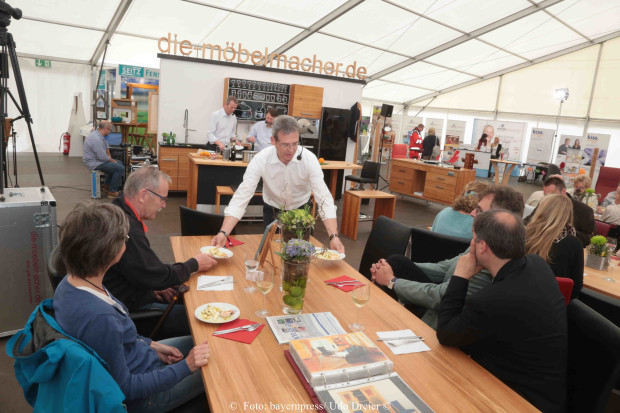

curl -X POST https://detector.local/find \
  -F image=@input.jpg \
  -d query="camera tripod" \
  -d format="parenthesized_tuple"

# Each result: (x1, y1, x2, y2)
(0, 1, 45, 202)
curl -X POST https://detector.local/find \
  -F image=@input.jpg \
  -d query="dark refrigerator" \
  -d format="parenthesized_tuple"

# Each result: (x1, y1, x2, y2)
(319, 107, 351, 200)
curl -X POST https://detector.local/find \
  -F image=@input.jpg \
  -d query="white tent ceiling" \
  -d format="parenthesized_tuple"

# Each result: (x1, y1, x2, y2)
(11, 0, 620, 105)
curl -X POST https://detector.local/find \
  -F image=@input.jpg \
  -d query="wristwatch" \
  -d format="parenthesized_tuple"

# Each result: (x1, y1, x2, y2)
(218, 230, 228, 237)
(329, 233, 339, 241)
(388, 277, 398, 290)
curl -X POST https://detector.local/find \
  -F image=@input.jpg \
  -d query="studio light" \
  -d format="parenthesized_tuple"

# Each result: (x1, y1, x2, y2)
(555, 88, 569, 102)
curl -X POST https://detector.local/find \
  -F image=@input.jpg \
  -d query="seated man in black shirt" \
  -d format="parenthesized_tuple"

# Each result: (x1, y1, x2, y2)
(437, 209, 567, 412)
(104, 166, 217, 337)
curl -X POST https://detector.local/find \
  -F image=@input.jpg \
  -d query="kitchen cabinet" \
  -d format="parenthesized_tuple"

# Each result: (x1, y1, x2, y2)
(288, 85, 323, 119)
(158, 144, 197, 191)
(388, 159, 475, 205)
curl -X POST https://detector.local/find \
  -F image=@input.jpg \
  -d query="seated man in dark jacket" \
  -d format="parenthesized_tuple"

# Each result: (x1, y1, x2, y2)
(104, 166, 217, 337)
(523, 175, 595, 247)
(437, 209, 567, 413)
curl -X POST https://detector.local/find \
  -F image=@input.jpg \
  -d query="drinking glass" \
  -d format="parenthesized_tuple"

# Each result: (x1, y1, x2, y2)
(255, 264, 275, 318)
(244, 250, 259, 293)
(349, 284, 369, 332)
(606, 254, 620, 283)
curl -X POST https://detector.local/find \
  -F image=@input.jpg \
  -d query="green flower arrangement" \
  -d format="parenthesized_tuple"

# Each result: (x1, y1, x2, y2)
(587, 235, 612, 257)
(278, 205, 316, 241)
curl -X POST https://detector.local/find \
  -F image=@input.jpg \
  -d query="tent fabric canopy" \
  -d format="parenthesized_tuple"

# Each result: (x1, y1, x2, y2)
(10, 0, 620, 119)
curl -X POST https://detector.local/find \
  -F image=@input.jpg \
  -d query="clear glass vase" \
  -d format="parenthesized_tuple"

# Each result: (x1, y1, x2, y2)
(281, 225, 312, 245)
(281, 260, 310, 314)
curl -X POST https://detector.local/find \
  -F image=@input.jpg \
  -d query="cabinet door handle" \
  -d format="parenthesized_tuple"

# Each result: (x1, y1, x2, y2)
(301, 112, 315, 116)
(435, 185, 444, 189)
(435, 176, 445, 181)
(397, 181, 404, 185)
(448, 171, 455, 176)
(161, 158, 177, 161)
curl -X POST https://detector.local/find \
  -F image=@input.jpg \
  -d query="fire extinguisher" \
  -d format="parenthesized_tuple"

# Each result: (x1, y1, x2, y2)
(59, 132, 70, 155)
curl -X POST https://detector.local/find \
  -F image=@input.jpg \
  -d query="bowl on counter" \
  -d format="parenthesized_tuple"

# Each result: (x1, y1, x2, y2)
(112, 116, 123, 123)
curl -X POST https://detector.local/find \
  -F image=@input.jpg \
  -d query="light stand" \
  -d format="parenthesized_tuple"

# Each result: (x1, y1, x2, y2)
(376, 118, 390, 190)
(0, 1, 45, 201)
(550, 88, 569, 162)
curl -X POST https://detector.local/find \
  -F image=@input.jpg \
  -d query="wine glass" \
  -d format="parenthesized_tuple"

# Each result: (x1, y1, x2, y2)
(606, 253, 620, 283)
(255, 264, 274, 318)
(244, 250, 259, 293)
(349, 284, 369, 332)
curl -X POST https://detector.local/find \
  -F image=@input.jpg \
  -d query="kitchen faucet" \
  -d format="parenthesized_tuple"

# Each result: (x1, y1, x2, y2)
(183, 109, 196, 144)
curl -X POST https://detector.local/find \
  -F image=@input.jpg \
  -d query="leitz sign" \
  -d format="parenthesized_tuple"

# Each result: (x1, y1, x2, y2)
(158, 34, 368, 80)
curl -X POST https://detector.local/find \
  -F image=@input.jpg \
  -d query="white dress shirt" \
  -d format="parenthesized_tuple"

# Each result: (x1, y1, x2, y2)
(601, 204, 620, 225)
(225, 146, 337, 221)
(206, 107, 237, 145)
(247, 121, 273, 152)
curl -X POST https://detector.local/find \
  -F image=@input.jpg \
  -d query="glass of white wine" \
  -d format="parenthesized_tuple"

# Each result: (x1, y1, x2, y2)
(255, 264, 274, 318)
(244, 250, 259, 293)
(349, 284, 369, 332)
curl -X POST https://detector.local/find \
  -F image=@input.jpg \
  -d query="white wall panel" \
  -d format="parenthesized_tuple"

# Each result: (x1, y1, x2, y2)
(427, 78, 500, 112)
(590, 37, 620, 121)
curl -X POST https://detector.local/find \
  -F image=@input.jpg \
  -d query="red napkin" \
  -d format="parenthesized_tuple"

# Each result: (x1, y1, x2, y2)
(226, 237, 244, 247)
(213, 318, 264, 344)
(324, 275, 366, 292)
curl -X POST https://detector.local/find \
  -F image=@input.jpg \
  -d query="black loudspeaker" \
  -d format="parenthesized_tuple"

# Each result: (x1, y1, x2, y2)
(380, 104, 393, 118)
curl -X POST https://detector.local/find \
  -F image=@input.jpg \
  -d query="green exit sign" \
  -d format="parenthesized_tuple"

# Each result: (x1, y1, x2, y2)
(35, 59, 51, 68)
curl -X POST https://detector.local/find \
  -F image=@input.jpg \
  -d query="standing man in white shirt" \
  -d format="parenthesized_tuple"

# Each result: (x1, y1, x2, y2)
(212, 115, 345, 253)
(246, 108, 276, 152)
(206, 96, 238, 150)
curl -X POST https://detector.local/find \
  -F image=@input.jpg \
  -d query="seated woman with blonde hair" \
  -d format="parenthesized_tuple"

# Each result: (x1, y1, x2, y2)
(567, 174, 598, 210)
(430, 180, 489, 239)
(525, 194, 583, 298)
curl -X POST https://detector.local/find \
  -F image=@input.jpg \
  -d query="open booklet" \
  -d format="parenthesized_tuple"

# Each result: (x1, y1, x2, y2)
(266, 312, 346, 344)
(288, 332, 433, 413)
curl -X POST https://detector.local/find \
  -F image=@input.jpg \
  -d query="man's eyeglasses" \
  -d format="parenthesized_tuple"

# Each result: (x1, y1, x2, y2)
(276, 141, 299, 149)
(146, 189, 167, 204)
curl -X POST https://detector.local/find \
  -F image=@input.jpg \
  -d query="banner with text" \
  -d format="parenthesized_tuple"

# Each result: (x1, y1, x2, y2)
(472, 119, 526, 161)
(526, 128, 555, 164)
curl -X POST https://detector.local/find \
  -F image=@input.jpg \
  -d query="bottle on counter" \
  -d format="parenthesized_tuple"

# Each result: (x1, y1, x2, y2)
(230, 142, 236, 162)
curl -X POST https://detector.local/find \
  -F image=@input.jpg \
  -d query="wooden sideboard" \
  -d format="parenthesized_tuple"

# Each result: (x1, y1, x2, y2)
(158, 144, 197, 191)
(389, 159, 476, 204)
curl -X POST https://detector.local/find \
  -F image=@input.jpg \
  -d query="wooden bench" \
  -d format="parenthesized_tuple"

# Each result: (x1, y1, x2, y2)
(340, 190, 396, 240)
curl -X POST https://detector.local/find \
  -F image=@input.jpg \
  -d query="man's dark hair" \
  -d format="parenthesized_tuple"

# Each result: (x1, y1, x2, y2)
(266, 108, 277, 117)
(474, 209, 525, 259)
(478, 185, 524, 215)
(543, 176, 566, 191)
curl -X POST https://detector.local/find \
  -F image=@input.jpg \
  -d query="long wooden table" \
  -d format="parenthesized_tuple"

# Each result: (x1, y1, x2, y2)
(172, 234, 536, 413)
(583, 251, 620, 300)
(186, 153, 361, 210)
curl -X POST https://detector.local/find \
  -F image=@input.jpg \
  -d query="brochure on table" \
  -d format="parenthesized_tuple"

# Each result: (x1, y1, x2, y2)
(266, 312, 346, 344)
(288, 332, 433, 413)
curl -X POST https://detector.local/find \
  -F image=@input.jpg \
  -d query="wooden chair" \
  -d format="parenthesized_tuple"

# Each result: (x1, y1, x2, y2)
(358, 216, 412, 280)
(567, 299, 620, 412)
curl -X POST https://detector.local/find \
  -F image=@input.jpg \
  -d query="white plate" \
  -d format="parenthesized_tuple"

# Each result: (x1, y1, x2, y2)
(315, 248, 345, 261)
(234, 145, 244, 150)
(195, 302, 240, 324)
(200, 246, 233, 259)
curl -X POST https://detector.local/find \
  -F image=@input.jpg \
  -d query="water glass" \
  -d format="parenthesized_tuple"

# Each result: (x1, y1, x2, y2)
(244, 250, 259, 293)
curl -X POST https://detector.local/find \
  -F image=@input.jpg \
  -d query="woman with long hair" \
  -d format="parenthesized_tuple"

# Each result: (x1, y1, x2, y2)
(525, 194, 583, 298)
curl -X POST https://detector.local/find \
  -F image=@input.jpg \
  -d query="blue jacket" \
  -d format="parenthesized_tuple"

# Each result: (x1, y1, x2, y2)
(6, 299, 126, 412)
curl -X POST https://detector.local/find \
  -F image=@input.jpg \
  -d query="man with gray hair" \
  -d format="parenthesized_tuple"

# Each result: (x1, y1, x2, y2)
(437, 209, 567, 412)
(207, 95, 238, 150)
(104, 166, 217, 337)
(212, 115, 344, 253)
(82, 120, 125, 198)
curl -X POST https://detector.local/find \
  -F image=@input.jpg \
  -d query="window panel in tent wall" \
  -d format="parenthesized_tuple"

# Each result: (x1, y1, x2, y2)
(590, 38, 620, 121)
(426, 77, 500, 112)
(10, 20, 103, 61)
(382, 62, 476, 91)
(498, 46, 599, 118)
(11, 59, 91, 153)
(17, 0, 119, 29)
(320, 0, 461, 56)
(478, 12, 585, 61)
(116, 0, 232, 40)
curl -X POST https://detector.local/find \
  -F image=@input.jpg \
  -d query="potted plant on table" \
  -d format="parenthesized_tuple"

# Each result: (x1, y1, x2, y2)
(278, 238, 315, 315)
(278, 205, 316, 244)
(586, 235, 612, 271)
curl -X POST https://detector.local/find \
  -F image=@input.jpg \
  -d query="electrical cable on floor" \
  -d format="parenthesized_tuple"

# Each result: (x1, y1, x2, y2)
(47, 185, 91, 192)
